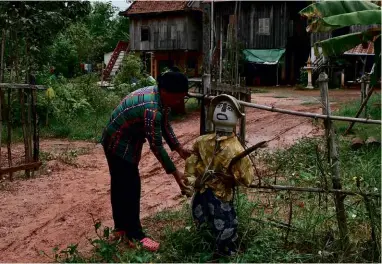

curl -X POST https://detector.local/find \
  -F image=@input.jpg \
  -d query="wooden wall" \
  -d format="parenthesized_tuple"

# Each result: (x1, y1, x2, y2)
(129, 13, 202, 51)
(214, 1, 291, 50)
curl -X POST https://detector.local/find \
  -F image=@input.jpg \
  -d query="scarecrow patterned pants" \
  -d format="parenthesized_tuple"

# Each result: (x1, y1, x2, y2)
(191, 188, 238, 255)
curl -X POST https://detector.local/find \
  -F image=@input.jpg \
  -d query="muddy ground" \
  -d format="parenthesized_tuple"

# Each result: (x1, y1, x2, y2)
(0, 88, 361, 262)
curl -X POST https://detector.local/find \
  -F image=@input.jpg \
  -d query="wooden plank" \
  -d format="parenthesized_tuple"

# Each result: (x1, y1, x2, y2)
(0, 83, 46, 90)
(0, 161, 42, 175)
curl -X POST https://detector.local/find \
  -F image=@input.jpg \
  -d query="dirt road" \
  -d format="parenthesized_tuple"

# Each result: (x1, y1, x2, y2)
(0, 88, 360, 262)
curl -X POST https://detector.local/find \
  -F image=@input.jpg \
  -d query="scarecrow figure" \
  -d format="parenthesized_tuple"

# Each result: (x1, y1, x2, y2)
(184, 94, 254, 256)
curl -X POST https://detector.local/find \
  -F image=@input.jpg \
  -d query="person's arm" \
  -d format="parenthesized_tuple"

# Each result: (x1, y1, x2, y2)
(144, 109, 190, 193)
(161, 109, 192, 160)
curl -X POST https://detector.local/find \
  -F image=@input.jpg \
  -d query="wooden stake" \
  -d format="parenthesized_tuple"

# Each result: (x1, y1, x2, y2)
(19, 88, 30, 178)
(0, 88, 2, 174)
(27, 89, 33, 177)
(318, 72, 348, 246)
(0, 29, 4, 176)
(32, 88, 38, 163)
(7, 88, 12, 181)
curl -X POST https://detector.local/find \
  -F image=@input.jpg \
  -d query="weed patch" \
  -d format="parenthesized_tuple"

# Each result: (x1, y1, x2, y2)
(334, 93, 381, 139)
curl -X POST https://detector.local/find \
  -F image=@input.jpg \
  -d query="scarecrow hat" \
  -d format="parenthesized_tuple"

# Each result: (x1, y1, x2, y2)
(207, 94, 245, 123)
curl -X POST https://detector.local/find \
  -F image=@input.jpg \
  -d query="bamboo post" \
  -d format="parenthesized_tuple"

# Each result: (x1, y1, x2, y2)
(188, 92, 381, 125)
(0, 29, 4, 176)
(360, 75, 366, 117)
(239, 102, 246, 145)
(19, 88, 30, 178)
(318, 72, 348, 246)
(7, 88, 12, 181)
(0, 88, 2, 172)
(202, 74, 211, 133)
(31, 87, 38, 163)
(27, 89, 33, 177)
(248, 184, 380, 197)
(101, 62, 104, 87)
(364, 73, 370, 118)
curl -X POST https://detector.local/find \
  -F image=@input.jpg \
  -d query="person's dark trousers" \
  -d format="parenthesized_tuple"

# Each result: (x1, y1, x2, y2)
(103, 148, 145, 240)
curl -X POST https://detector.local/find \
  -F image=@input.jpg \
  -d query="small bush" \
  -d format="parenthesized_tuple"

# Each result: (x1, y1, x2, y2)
(298, 68, 308, 86)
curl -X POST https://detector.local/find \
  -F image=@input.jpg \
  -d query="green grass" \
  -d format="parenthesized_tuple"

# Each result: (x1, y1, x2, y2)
(40, 112, 111, 141)
(334, 93, 381, 140)
(49, 134, 381, 263)
(3, 97, 200, 144)
(273, 95, 289, 99)
(45, 92, 380, 263)
(49, 179, 380, 263)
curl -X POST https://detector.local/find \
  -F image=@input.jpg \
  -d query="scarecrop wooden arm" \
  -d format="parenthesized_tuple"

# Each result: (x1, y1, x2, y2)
(228, 141, 267, 174)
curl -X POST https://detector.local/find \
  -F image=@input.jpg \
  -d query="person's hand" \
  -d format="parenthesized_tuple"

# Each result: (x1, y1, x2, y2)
(172, 169, 193, 197)
(181, 185, 193, 197)
(176, 146, 192, 160)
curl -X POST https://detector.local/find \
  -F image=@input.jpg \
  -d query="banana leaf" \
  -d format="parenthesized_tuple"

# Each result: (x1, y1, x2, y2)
(299, 0, 380, 20)
(315, 30, 381, 87)
(307, 10, 381, 32)
(314, 29, 380, 57)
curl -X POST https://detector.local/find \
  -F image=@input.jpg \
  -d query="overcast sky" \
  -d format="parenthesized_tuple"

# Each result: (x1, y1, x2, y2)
(111, 0, 130, 12)
(93, 0, 131, 13)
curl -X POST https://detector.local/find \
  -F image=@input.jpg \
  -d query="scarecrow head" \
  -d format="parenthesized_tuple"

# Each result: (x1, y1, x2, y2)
(207, 94, 244, 133)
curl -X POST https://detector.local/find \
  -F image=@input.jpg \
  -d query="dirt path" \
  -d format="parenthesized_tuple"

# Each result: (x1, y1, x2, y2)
(0, 88, 360, 262)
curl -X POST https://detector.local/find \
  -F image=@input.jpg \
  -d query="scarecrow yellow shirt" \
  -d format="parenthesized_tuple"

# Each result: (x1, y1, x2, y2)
(185, 133, 254, 202)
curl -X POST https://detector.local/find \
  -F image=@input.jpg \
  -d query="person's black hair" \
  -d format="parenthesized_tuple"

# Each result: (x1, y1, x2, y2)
(157, 71, 188, 93)
(169, 66, 180, 72)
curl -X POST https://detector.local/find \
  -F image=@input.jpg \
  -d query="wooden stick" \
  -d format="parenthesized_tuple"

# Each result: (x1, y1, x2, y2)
(343, 84, 375, 134)
(0, 88, 2, 173)
(188, 92, 381, 125)
(0, 161, 42, 175)
(228, 141, 267, 173)
(0, 29, 4, 174)
(251, 217, 298, 231)
(7, 88, 12, 181)
(0, 83, 46, 90)
(319, 72, 348, 246)
(31, 88, 38, 162)
(248, 184, 380, 198)
(19, 88, 30, 178)
(27, 89, 33, 177)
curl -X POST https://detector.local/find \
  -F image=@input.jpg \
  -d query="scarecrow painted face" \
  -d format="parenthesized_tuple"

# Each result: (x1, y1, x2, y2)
(212, 100, 239, 133)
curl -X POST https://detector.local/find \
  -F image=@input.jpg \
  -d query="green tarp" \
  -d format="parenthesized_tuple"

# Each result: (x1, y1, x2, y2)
(243, 49, 286, 65)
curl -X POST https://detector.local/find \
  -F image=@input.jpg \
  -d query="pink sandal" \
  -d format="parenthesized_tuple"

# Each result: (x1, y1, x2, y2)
(139, 237, 160, 252)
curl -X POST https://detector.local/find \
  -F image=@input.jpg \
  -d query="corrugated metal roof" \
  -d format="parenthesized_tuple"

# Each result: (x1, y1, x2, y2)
(120, 0, 201, 16)
(344, 41, 375, 56)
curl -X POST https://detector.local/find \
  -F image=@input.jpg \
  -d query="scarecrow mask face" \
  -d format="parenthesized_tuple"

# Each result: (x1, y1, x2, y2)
(212, 100, 239, 133)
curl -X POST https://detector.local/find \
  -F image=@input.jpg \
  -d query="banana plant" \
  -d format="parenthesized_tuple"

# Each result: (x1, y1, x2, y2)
(299, 0, 381, 85)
